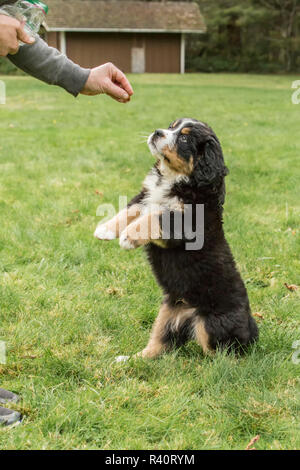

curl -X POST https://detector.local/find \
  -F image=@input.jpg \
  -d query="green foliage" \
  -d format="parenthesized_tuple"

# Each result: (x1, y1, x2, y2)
(187, 0, 300, 73)
(1, 0, 299, 75)
(0, 75, 299, 449)
(139, 0, 300, 73)
(0, 58, 23, 75)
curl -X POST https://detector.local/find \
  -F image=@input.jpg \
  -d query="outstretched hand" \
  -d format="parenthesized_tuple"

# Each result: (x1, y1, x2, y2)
(0, 14, 34, 56)
(80, 62, 134, 103)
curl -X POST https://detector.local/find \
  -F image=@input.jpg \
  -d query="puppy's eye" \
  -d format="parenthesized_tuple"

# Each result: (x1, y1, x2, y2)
(179, 135, 188, 142)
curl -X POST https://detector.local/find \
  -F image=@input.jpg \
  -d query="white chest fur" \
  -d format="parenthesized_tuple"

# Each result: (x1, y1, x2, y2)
(142, 167, 186, 213)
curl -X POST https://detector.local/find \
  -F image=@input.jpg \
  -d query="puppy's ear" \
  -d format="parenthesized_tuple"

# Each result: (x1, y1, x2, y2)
(193, 136, 228, 187)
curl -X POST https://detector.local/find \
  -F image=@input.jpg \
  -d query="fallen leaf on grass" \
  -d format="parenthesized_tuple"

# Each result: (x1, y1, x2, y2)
(253, 312, 264, 319)
(285, 227, 297, 236)
(95, 190, 104, 197)
(284, 283, 298, 292)
(105, 287, 124, 297)
(245, 434, 260, 450)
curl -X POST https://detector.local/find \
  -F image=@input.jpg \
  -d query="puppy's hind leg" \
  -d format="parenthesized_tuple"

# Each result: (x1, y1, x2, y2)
(194, 318, 213, 355)
(114, 301, 172, 363)
(137, 302, 196, 359)
(136, 302, 175, 359)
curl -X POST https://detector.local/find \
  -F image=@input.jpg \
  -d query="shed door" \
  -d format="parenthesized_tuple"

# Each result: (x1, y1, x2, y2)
(131, 47, 145, 73)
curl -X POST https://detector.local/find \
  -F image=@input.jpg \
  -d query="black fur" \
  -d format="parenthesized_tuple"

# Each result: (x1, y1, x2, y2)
(162, 317, 195, 348)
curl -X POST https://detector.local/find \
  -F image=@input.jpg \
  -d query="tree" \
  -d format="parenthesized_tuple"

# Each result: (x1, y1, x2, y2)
(253, 0, 300, 71)
(186, 0, 299, 72)
(139, 0, 300, 72)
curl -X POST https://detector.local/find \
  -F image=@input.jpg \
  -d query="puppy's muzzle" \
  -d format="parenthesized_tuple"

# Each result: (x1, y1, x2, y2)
(151, 129, 165, 146)
(153, 129, 165, 140)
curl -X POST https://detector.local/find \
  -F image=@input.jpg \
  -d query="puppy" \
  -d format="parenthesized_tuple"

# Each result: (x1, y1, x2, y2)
(95, 119, 258, 359)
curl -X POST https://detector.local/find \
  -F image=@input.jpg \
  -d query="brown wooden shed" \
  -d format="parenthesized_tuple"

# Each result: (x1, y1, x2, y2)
(44, 1, 206, 73)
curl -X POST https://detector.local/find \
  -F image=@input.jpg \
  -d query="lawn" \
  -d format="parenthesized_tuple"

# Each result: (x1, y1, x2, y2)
(0, 73, 299, 450)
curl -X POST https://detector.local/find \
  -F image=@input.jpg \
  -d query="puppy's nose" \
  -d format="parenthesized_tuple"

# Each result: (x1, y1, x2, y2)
(154, 129, 164, 138)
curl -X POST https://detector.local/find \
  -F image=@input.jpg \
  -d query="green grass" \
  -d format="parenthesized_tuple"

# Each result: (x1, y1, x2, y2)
(0, 73, 299, 450)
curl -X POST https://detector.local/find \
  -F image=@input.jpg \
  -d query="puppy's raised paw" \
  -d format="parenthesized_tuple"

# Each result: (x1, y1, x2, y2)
(94, 224, 116, 240)
(119, 231, 138, 250)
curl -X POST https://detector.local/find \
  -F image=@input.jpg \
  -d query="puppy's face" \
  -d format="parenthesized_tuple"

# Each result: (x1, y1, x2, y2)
(148, 118, 227, 185)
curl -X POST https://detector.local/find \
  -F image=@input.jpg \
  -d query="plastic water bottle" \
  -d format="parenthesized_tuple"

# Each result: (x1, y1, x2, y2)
(0, 0, 48, 44)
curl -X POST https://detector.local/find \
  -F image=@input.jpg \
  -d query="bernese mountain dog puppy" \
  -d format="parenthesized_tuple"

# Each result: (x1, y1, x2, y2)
(94, 119, 258, 359)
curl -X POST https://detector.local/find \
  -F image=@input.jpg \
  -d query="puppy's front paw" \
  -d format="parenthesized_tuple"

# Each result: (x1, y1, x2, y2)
(119, 231, 138, 250)
(94, 224, 117, 240)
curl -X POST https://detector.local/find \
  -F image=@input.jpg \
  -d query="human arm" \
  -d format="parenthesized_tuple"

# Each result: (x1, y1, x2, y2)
(7, 35, 90, 97)
(8, 36, 133, 101)
(1, 6, 133, 100)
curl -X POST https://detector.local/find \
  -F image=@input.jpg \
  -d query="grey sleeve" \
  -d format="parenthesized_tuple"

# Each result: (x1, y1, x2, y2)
(8, 37, 90, 97)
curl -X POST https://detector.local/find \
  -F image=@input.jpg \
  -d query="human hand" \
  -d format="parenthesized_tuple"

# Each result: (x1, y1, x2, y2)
(0, 15, 35, 56)
(80, 62, 134, 103)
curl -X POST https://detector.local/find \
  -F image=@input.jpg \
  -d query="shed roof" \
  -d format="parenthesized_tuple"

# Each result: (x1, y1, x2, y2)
(44, 1, 206, 33)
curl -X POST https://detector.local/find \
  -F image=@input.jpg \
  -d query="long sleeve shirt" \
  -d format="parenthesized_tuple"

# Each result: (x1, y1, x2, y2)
(8, 37, 90, 97)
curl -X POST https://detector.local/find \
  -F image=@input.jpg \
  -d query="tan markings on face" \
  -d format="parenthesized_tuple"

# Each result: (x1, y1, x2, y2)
(162, 146, 194, 175)
(181, 127, 191, 135)
(172, 120, 179, 128)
